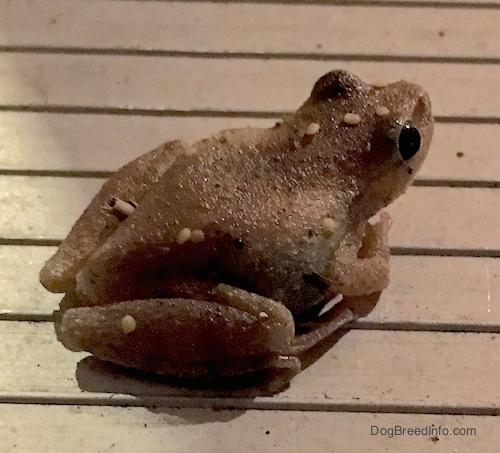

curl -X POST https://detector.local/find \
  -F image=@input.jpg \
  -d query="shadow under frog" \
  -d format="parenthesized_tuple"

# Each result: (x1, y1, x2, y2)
(42, 69, 433, 395)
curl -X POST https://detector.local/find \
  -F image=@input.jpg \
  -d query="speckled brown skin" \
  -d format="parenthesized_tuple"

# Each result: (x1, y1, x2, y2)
(41, 70, 433, 383)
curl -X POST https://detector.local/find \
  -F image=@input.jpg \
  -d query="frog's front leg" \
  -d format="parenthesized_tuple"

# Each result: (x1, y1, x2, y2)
(40, 140, 189, 293)
(328, 212, 392, 298)
(57, 284, 355, 382)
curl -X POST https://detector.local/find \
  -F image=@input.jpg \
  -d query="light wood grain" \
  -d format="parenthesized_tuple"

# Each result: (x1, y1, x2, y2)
(2, 321, 500, 413)
(1, 1, 498, 59)
(2, 176, 498, 249)
(0, 405, 491, 453)
(1, 113, 499, 183)
(3, 246, 499, 331)
(0, 54, 498, 118)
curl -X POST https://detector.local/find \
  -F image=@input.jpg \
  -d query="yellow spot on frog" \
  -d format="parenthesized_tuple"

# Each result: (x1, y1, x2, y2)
(343, 113, 361, 125)
(177, 228, 192, 244)
(190, 229, 205, 243)
(375, 106, 390, 116)
(121, 315, 136, 334)
(322, 217, 339, 237)
(305, 122, 320, 135)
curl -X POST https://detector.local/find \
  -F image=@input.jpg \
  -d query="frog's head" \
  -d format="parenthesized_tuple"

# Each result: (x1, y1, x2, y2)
(300, 69, 433, 220)
(364, 77, 434, 213)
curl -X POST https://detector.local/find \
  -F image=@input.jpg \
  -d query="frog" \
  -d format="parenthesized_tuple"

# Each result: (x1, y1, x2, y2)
(40, 70, 433, 387)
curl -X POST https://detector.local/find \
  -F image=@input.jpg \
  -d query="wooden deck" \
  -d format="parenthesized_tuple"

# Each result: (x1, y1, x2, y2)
(0, 1, 499, 451)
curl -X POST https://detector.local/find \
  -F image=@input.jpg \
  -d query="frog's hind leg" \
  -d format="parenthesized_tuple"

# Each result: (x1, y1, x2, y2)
(57, 295, 301, 384)
(40, 140, 189, 293)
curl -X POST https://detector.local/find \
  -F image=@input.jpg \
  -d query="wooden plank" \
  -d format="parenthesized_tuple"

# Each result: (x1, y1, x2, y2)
(1, 321, 500, 413)
(423, 123, 500, 182)
(386, 187, 499, 250)
(3, 246, 499, 331)
(1, 176, 498, 249)
(0, 54, 498, 118)
(1, 113, 499, 183)
(0, 405, 492, 453)
(1, 1, 499, 59)
(0, 112, 274, 172)
(366, 256, 500, 329)
(0, 246, 59, 316)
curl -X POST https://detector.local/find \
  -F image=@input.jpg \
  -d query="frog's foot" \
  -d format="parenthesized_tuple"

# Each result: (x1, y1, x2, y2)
(212, 284, 356, 354)
(288, 306, 355, 355)
(40, 140, 189, 293)
(330, 212, 392, 297)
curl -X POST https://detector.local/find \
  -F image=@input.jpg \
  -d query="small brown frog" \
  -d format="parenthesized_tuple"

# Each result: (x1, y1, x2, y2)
(40, 70, 433, 385)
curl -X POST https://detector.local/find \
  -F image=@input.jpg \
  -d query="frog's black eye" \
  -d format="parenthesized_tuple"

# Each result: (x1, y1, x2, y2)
(398, 122, 421, 160)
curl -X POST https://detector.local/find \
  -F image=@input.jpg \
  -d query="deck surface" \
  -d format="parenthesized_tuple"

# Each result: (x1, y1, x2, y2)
(0, 1, 499, 452)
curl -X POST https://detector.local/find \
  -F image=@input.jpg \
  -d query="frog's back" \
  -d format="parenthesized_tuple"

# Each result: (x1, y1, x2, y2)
(74, 124, 345, 313)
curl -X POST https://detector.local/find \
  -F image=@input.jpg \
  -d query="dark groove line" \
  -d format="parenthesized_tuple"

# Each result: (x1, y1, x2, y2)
(0, 169, 114, 179)
(0, 105, 283, 118)
(351, 321, 500, 333)
(0, 238, 61, 247)
(0, 313, 54, 322)
(3, 311, 500, 335)
(1, 170, 498, 189)
(1, 238, 498, 258)
(1, 392, 499, 415)
(107, 0, 500, 10)
(0, 105, 498, 124)
(412, 179, 500, 189)
(1, 46, 498, 65)
(391, 247, 500, 258)
(435, 116, 500, 125)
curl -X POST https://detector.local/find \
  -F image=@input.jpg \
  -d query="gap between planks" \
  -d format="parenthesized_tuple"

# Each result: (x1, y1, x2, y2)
(3, 315, 500, 335)
(1, 105, 499, 125)
(0, 170, 497, 189)
(0, 238, 498, 257)
(0, 46, 498, 66)
(1, 391, 500, 416)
